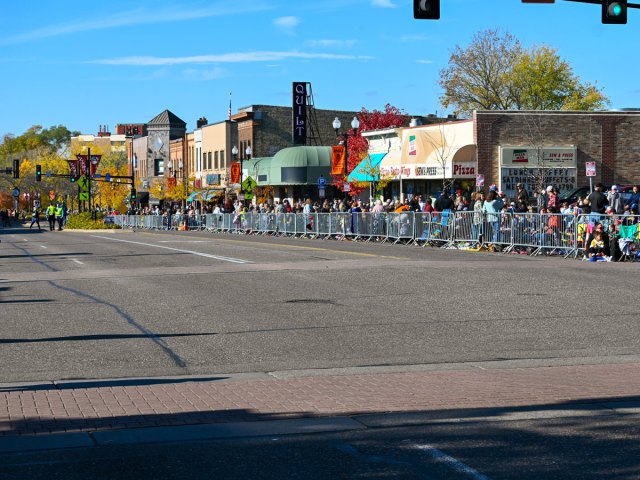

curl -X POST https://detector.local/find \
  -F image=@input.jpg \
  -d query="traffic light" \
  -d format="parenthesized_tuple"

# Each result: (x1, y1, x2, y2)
(13, 159, 19, 179)
(414, 0, 440, 19)
(602, 0, 627, 24)
(70, 175, 76, 183)
(36, 164, 42, 182)
(130, 188, 136, 201)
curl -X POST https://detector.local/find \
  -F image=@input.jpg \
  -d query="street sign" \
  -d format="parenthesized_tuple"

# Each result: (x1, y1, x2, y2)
(49, 190, 55, 200)
(319, 187, 326, 198)
(77, 175, 89, 190)
(586, 161, 597, 177)
(79, 192, 89, 201)
(11, 188, 19, 198)
(476, 174, 485, 187)
(242, 176, 257, 193)
(244, 193, 254, 201)
(45, 171, 52, 178)
(105, 173, 112, 182)
(318, 176, 326, 186)
(34, 199, 41, 208)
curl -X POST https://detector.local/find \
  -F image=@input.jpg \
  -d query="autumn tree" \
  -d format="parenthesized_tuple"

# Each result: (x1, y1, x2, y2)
(439, 29, 609, 116)
(332, 103, 408, 197)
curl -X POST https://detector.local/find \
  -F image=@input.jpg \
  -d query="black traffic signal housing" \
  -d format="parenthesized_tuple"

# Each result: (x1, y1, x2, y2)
(602, 0, 627, 24)
(414, 0, 440, 19)
(70, 175, 76, 183)
(36, 164, 42, 182)
(13, 159, 19, 179)
(130, 188, 137, 201)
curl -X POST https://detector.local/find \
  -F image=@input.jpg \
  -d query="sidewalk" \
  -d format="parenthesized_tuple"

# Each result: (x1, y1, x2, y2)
(1, 362, 639, 450)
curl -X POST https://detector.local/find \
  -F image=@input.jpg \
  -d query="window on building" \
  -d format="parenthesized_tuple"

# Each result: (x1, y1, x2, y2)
(220, 150, 225, 169)
(214, 151, 218, 170)
(154, 159, 164, 176)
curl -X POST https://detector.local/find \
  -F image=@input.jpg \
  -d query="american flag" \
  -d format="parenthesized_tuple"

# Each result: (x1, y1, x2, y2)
(228, 92, 232, 120)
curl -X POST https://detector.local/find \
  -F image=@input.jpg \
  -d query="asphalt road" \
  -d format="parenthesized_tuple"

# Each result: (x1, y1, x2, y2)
(1, 225, 639, 383)
(1, 225, 640, 479)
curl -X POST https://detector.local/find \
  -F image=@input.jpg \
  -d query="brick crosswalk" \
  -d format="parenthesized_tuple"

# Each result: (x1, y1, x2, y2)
(1, 363, 639, 437)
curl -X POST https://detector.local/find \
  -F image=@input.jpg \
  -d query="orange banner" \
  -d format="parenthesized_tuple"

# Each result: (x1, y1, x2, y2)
(331, 146, 346, 176)
(230, 162, 241, 184)
(167, 177, 176, 191)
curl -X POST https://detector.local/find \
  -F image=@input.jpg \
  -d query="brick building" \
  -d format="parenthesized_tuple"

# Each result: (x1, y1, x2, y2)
(364, 110, 640, 202)
(475, 110, 640, 196)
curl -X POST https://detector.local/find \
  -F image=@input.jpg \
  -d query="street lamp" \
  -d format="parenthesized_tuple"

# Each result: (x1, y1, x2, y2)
(332, 116, 360, 196)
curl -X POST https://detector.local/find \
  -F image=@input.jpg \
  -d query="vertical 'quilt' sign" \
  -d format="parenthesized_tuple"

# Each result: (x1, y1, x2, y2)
(293, 82, 307, 145)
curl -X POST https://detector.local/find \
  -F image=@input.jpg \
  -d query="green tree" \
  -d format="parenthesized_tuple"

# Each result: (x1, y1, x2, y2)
(439, 29, 609, 116)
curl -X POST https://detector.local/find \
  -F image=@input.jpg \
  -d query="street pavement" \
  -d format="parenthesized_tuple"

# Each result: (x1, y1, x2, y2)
(1, 224, 639, 478)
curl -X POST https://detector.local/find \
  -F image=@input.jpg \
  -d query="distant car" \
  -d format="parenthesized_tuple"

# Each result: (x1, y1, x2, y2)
(558, 186, 593, 206)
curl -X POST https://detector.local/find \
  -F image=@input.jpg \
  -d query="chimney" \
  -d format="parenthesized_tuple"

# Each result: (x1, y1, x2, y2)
(196, 117, 208, 129)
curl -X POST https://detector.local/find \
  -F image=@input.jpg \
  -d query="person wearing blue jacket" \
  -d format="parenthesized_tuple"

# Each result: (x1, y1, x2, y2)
(482, 190, 504, 245)
(625, 185, 640, 213)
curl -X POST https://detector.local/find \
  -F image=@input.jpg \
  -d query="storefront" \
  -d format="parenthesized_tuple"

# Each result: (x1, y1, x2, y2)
(374, 120, 477, 200)
(244, 146, 338, 202)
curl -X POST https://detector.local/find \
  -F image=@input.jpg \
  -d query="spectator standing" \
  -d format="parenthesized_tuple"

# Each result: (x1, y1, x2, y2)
(516, 183, 529, 206)
(547, 186, 559, 210)
(607, 185, 625, 214)
(625, 185, 640, 213)
(435, 192, 454, 212)
(536, 188, 548, 213)
(587, 183, 608, 215)
(482, 190, 504, 246)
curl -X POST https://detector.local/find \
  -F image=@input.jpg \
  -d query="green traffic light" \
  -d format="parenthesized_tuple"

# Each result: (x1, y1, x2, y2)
(610, 2, 622, 15)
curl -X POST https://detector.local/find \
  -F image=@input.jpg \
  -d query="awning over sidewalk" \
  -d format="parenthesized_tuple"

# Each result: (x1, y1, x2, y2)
(347, 153, 387, 182)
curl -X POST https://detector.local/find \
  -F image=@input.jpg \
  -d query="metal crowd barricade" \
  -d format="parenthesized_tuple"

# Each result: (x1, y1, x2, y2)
(386, 212, 415, 244)
(451, 211, 477, 248)
(329, 212, 349, 240)
(479, 211, 512, 250)
(509, 213, 541, 254)
(106, 210, 640, 263)
(427, 211, 455, 246)
(315, 212, 332, 239)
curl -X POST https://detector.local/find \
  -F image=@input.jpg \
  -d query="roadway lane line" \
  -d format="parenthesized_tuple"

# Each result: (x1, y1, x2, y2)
(414, 445, 492, 480)
(71, 259, 84, 265)
(40, 245, 47, 249)
(91, 235, 250, 264)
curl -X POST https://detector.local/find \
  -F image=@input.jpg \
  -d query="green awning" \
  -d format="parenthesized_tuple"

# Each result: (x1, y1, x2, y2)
(347, 153, 387, 182)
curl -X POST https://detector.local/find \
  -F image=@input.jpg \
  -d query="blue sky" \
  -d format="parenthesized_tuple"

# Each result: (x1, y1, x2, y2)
(1, 0, 638, 137)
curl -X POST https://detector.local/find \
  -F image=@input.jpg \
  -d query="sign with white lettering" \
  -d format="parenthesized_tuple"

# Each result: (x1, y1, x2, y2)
(586, 161, 596, 177)
(292, 82, 307, 145)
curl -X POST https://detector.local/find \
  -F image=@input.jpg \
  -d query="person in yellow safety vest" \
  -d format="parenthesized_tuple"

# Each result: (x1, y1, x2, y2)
(54, 203, 64, 231)
(46, 204, 56, 231)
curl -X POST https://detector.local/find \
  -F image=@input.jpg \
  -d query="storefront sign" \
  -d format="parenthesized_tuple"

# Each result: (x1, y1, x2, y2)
(501, 167, 576, 200)
(452, 163, 476, 178)
(292, 82, 307, 145)
(408, 135, 417, 156)
(500, 146, 577, 168)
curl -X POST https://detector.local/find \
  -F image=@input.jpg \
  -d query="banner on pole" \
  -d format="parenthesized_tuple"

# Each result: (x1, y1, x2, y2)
(331, 146, 346, 175)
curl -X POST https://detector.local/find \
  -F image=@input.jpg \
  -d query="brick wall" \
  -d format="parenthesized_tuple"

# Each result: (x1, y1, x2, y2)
(475, 111, 640, 189)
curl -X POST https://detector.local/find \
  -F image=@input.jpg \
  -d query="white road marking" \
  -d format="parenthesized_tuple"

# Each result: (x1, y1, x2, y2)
(157, 240, 209, 243)
(91, 235, 249, 264)
(414, 445, 492, 480)
(72, 259, 84, 265)
(23, 239, 29, 242)
(40, 245, 48, 249)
